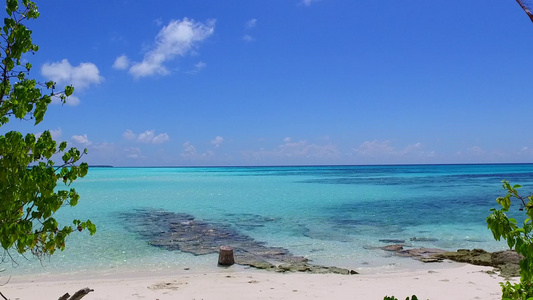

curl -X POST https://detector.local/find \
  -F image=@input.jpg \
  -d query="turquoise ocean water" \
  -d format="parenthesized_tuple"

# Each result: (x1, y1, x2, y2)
(6, 164, 533, 276)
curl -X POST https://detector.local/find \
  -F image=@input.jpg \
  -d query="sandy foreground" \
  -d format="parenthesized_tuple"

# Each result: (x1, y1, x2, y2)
(1, 263, 512, 300)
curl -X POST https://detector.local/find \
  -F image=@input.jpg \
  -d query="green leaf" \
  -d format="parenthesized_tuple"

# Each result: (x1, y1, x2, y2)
(6, 0, 18, 15)
(64, 85, 74, 96)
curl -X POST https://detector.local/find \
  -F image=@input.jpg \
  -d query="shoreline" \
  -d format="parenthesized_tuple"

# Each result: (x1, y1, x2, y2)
(2, 262, 511, 300)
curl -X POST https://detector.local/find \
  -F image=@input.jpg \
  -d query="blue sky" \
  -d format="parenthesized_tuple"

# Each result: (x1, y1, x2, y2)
(7, 0, 533, 166)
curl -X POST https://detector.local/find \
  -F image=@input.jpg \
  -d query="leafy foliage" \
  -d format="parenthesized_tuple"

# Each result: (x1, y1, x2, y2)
(499, 281, 533, 300)
(487, 181, 533, 299)
(0, 0, 95, 261)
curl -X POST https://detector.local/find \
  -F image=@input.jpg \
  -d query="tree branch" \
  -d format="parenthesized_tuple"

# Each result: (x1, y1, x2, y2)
(57, 288, 94, 300)
(516, 0, 533, 23)
(0, 291, 8, 300)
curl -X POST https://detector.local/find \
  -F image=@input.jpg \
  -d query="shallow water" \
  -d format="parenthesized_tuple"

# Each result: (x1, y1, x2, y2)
(5, 164, 533, 276)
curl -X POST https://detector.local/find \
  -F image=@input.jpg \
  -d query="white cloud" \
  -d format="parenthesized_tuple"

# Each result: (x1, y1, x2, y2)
(36, 128, 62, 140)
(181, 141, 214, 160)
(123, 129, 137, 141)
(352, 140, 436, 163)
(71, 134, 92, 146)
(123, 129, 170, 144)
(211, 136, 224, 148)
(516, 147, 533, 160)
(187, 61, 207, 74)
(138, 130, 156, 143)
(467, 146, 485, 155)
(182, 141, 197, 157)
(455, 145, 506, 163)
(196, 61, 207, 68)
(41, 59, 103, 90)
(243, 19, 257, 42)
(129, 18, 215, 78)
(456, 145, 495, 158)
(92, 142, 114, 152)
(301, 0, 320, 6)
(66, 95, 80, 106)
(278, 139, 338, 158)
(125, 147, 143, 159)
(152, 132, 170, 144)
(353, 140, 395, 156)
(50, 95, 80, 106)
(245, 18, 257, 29)
(242, 35, 255, 42)
(49, 128, 62, 140)
(113, 54, 130, 70)
(88, 142, 145, 164)
(243, 138, 339, 162)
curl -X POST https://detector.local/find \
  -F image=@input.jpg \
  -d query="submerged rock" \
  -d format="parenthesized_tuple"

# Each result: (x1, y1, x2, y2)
(223, 213, 280, 231)
(120, 209, 356, 275)
(381, 244, 404, 252)
(410, 237, 439, 242)
(379, 239, 406, 244)
(402, 248, 446, 262)
(385, 246, 446, 263)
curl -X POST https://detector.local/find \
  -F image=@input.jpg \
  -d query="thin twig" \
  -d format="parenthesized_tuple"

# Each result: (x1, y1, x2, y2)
(516, 0, 533, 23)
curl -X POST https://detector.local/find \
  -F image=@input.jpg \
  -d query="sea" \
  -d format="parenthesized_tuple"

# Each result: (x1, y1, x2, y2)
(5, 164, 533, 277)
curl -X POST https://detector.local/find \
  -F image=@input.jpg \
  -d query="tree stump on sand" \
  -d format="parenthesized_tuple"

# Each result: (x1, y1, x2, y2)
(218, 245, 235, 266)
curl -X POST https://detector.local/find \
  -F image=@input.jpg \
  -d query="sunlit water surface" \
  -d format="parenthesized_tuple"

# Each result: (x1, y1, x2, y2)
(6, 164, 533, 277)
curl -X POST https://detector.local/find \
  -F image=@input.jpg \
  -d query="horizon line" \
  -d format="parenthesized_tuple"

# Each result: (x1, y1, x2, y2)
(89, 162, 533, 168)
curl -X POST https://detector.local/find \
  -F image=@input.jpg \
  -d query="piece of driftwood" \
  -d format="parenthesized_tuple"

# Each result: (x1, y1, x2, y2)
(218, 245, 235, 266)
(57, 288, 94, 300)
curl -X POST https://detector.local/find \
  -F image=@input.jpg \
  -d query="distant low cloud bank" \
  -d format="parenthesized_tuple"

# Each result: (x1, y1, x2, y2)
(124, 129, 170, 144)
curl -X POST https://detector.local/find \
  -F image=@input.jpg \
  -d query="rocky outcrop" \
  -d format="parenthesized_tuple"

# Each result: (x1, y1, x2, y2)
(492, 250, 523, 266)
(433, 249, 492, 266)
(120, 209, 357, 275)
(381, 244, 522, 278)
(434, 249, 522, 278)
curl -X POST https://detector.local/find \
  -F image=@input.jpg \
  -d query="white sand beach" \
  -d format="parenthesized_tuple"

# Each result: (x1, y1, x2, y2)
(1, 263, 510, 300)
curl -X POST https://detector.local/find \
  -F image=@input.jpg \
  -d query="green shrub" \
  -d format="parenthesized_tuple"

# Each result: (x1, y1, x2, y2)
(487, 181, 533, 299)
